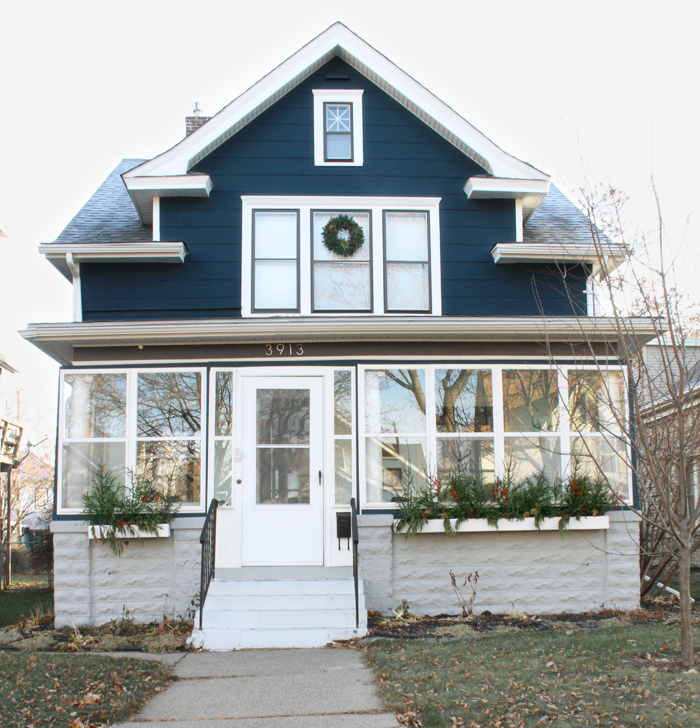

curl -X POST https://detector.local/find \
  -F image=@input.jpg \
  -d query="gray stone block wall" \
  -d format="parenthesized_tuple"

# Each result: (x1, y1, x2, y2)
(51, 519, 203, 627)
(358, 511, 640, 616)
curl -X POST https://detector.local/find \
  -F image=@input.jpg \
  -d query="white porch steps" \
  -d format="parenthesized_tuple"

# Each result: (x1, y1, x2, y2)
(190, 567, 368, 650)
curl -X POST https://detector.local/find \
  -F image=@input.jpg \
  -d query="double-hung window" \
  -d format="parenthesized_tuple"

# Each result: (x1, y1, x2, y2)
(242, 197, 441, 316)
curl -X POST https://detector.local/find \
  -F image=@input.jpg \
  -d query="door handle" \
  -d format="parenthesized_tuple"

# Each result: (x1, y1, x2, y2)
(318, 470, 323, 487)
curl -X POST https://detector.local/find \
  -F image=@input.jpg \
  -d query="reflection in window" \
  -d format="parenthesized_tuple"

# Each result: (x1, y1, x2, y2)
(504, 436, 562, 483)
(435, 369, 493, 433)
(215, 371, 233, 437)
(64, 373, 126, 439)
(437, 438, 494, 482)
(365, 437, 428, 503)
(571, 436, 628, 498)
(137, 371, 202, 505)
(334, 371, 354, 505)
(62, 373, 127, 509)
(384, 212, 430, 311)
(214, 440, 232, 505)
(364, 369, 426, 434)
(137, 372, 201, 437)
(313, 212, 371, 311)
(256, 447, 310, 504)
(569, 371, 625, 433)
(256, 390, 310, 445)
(503, 370, 559, 432)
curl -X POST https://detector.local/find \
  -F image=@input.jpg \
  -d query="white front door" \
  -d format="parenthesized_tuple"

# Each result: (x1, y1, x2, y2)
(241, 376, 324, 566)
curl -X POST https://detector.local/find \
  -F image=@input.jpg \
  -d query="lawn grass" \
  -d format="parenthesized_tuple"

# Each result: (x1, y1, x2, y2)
(0, 588, 53, 628)
(0, 652, 172, 728)
(365, 621, 700, 727)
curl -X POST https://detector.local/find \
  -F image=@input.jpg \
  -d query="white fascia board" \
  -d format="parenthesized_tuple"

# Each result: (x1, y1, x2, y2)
(19, 316, 660, 366)
(491, 243, 628, 274)
(123, 23, 549, 182)
(465, 177, 550, 198)
(123, 175, 213, 224)
(39, 242, 188, 280)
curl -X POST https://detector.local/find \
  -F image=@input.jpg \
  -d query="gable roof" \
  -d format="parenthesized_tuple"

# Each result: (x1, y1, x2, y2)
(54, 159, 151, 246)
(123, 23, 548, 195)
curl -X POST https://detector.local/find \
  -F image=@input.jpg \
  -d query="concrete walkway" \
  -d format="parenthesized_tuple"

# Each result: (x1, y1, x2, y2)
(112, 649, 398, 727)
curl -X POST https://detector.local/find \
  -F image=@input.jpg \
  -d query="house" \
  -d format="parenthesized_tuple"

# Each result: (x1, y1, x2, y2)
(22, 23, 651, 649)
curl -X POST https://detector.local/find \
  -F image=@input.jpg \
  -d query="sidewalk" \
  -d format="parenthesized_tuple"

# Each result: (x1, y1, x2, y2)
(112, 648, 397, 727)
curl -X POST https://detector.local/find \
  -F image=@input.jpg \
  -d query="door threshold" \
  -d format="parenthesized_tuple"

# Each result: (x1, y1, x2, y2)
(216, 566, 353, 581)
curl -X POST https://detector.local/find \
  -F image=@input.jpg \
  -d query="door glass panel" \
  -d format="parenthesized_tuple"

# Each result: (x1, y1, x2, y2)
(256, 389, 310, 445)
(256, 448, 310, 504)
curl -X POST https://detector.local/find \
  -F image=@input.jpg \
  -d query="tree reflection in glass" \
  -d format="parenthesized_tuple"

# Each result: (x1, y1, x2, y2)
(364, 369, 426, 434)
(137, 372, 201, 437)
(569, 371, 625, 433)
(435, 369, 493, 433)
(64, 373, 127, 439)
(503, 370, 559, 432)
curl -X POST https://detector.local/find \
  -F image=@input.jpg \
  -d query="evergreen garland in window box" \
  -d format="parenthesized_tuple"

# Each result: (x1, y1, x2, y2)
(83, 464, 179, 555)
(322, 214, 365, 257)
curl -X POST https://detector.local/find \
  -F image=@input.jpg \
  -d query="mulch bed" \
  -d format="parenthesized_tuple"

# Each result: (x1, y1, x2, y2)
(367, 595, 699, 639)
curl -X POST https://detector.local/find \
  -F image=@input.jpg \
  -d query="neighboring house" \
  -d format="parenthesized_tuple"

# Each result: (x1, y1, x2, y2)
(22, 23, 650, 649)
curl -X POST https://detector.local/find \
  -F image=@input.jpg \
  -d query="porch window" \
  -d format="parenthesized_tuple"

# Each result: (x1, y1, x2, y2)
(58, 369, 205, 513)
(212, 371, 233, 505)
(502, 369, 562, 482)
(334, 370, 355, 504)
(361, 365, 630, 506)
(568, 370, 628, 495)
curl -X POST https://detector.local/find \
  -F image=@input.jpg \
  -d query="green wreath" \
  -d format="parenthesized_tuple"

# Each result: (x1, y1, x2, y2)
(322, 214, 365, 258)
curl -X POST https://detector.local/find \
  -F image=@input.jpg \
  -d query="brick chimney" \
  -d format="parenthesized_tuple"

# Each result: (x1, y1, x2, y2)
(185, 102, 210, 136)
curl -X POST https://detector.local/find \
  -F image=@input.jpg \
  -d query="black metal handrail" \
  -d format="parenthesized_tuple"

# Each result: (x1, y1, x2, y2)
(199, 499, 219, 629)
(350, 497, 359, 629)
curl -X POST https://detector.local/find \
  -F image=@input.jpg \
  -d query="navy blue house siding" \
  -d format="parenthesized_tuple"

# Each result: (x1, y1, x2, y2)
(80, 58, 586, 321)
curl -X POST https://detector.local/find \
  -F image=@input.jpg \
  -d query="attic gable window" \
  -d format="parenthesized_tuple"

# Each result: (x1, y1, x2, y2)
(313, 90, 363, 166)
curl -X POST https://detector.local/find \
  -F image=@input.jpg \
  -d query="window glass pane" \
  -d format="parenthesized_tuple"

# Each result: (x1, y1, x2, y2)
(334, 371, 352, 435)
(571, 436, 628, 498)
(314, 263, 371, 310)
(313, 212, 370, 261)
(437, 438, 494, 482)
(256, 448, 310, 504)
(385, 212, 429, 261)
(386, 263, 429, 311)
(435, 369, 493, 433)
(335, 439, 353, 505)
(137, 372, 201, 437)
(62, 442, 126, 509)
(326, 105, 351, 132)
(569, 371, 625, 433)
(326, 134, 352, 160)
(504, 436, 562, 482)
(254, 211, 297, 259)
(256, 389, 310, 445)
(364, 369, 426, 434)
(214, 440, 232, 505)
(215, 371, 233, 437)
(503, 370, 560, 432)
(365, 436, 427, 503)
(137, 439, 201, 504)
(254, 260, 297, 309)
(64, 373, 126, 439)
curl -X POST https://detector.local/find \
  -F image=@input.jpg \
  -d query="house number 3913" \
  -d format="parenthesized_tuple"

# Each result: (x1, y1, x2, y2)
(265, 343, 304, 356)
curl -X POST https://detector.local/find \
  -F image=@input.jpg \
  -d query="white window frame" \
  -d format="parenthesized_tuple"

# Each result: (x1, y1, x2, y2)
(57, 367, 207, 515)
(313, 89, 364, 166)
(358, 363, 632, 510)
(241, 196, 442, 317)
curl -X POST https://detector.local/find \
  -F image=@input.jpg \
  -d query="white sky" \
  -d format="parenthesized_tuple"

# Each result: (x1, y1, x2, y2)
(1, 0, 698, 436)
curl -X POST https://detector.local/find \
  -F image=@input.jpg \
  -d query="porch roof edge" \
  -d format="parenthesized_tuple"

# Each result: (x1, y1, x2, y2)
(19, 316, 660, 366)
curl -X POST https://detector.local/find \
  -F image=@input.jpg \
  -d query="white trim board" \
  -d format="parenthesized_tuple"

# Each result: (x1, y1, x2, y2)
(491, 242, 628, 277)
(123, 23, 548, 183)
(313, 89, 364, 167)
(39, 242, 188, 280)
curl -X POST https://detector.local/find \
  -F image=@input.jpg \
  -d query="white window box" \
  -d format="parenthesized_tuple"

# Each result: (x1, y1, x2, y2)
(87, 524, 172, 540)
(393, 515, 609, 534)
